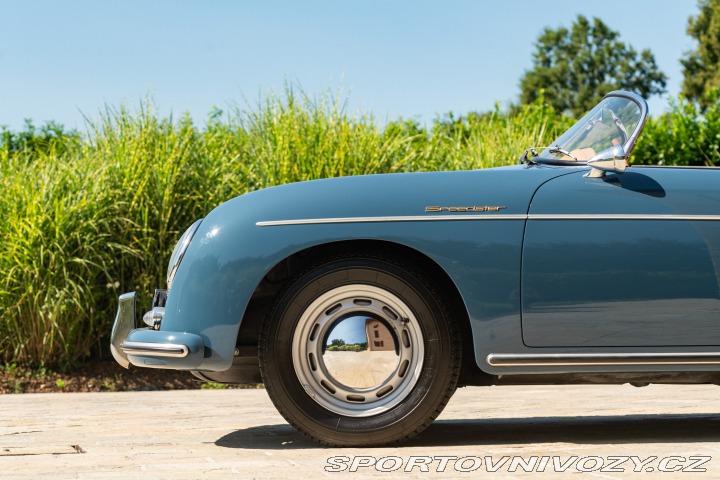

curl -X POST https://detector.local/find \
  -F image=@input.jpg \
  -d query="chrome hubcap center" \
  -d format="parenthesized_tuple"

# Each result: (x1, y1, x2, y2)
(292, 284, 424, 417)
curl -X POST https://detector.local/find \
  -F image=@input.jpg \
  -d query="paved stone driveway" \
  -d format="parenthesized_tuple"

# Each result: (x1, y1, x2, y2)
(1, 384, 719, 478)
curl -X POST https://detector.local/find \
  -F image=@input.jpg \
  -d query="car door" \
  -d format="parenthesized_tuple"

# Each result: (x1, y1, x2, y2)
(521, 166, 720, 347)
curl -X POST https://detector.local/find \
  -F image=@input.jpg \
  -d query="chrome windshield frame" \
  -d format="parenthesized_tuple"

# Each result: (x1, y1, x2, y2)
(604, 90, 649, 159)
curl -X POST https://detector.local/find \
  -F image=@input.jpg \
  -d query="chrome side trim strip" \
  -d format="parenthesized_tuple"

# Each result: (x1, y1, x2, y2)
(257, 214, 720, 227)
(120, 341, 189, 358)
(257, 215, 527, 226)
(487, 352, 720, 367)
(530, 214, 720, 221)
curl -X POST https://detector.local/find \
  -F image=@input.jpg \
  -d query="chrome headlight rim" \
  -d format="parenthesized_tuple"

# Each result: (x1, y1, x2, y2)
(167, 218, 203, 290)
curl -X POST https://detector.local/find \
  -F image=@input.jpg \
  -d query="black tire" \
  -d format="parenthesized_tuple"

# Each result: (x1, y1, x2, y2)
(258, 252, 461, 447)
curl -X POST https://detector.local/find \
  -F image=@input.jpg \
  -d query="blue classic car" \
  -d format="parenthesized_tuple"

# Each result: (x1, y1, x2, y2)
(111, 91, 720, 446)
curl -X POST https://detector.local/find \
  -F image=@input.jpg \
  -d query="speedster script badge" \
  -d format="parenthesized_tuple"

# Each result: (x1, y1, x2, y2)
(425, 206, 507, 213)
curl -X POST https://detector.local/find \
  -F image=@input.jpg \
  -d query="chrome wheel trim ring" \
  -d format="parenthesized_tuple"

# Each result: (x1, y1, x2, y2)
(292, 284, 425, 417)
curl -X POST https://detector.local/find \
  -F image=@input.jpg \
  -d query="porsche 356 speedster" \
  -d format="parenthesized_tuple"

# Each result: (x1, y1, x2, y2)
(111, 91, 720, 446)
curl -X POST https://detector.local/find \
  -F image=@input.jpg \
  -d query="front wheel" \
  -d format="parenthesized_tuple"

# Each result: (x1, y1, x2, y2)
(259, 253, 460, 446)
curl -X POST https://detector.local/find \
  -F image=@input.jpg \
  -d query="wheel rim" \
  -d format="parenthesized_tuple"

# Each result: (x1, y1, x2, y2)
(292, 284, 425, 417)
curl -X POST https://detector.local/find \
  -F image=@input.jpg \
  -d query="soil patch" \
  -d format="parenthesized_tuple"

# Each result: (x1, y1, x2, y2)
(0, 361, 262, 394)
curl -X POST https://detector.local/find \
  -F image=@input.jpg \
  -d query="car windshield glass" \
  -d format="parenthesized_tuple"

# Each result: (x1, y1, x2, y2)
(536, 96, 642, 163)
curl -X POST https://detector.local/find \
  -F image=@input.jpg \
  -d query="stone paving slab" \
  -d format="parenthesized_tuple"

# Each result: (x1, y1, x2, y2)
(1, 384, 719, 478)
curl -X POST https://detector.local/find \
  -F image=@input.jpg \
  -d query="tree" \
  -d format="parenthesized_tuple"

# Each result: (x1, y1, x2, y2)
(681, 0, 720, 109)
(520, 15, 667, 117)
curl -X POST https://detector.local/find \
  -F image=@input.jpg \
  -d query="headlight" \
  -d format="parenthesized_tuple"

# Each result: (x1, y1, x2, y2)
(167, 218, 203, 290)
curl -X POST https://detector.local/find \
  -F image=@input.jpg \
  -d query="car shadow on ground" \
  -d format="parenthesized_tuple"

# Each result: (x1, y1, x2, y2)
(215, 413, 720, 450)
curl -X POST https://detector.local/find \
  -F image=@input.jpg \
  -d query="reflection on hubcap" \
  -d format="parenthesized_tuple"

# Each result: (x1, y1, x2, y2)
(292, 285, 424, 417)
(323, 314, 399, 389)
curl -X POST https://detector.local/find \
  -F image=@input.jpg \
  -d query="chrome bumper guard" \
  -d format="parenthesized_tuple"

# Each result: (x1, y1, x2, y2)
(110, 291, 205, 370)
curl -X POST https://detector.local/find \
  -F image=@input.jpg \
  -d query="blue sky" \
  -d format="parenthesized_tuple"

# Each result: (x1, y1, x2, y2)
(0, 1, 699, 132)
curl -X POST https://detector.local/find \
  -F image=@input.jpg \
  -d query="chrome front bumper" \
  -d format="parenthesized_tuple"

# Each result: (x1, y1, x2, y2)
(110, 291, 206, 370)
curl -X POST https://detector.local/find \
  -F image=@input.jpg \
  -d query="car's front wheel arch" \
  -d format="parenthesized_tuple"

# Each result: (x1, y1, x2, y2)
(235, 240, 482, 387)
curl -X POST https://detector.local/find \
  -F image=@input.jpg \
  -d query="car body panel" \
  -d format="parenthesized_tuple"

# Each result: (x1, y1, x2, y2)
(160, 165, 577, 371)
(120, 164, 720, 376)
(523, 167, 720, 348)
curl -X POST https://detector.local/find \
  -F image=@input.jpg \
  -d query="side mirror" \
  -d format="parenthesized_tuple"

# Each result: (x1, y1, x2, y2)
(585, 144, 627, 178)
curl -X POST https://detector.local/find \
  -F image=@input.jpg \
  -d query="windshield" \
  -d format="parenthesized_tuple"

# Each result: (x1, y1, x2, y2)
(536, 95, 643, 164)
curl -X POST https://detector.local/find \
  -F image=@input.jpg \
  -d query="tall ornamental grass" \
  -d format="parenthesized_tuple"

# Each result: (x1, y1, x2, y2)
(0, 88, 599, 367)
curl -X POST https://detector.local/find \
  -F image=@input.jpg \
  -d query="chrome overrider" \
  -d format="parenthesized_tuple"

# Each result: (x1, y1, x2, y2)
(110, 291, 205, 370)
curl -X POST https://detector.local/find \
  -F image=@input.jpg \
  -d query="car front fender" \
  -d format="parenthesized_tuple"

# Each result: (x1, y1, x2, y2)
(161, 166, 576, 371)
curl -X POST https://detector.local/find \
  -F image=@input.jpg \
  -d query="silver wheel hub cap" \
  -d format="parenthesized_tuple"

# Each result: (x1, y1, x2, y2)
(292, 284, 424, 417)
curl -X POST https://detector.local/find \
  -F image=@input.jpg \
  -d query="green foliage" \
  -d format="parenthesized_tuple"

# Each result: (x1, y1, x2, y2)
(0, 149, 131, 366)
(1, 85, 713, 368)
(420, 99, 574, 169)
(631, 94, 720, 166)
(326, 343, 367, 352)
(681, 0, 720, 109)
(1, 120, 80, 158)
(520, 15, 667, 117)
(201, 381, 228, 389)
(1, 363, 18, 375)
